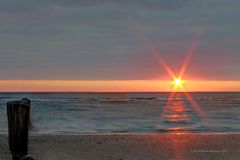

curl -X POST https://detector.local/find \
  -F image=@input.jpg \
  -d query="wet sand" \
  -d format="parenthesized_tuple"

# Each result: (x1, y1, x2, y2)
(0, 134, 239, 160)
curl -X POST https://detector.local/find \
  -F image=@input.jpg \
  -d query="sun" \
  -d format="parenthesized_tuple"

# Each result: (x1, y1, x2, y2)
(173, 78, 184, 88)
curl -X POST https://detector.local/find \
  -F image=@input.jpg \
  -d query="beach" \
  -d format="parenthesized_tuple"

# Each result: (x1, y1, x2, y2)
(0, 133, 239, 160)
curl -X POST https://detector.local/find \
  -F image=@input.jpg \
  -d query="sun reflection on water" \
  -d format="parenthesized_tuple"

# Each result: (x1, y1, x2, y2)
(156, 93, 195, 133)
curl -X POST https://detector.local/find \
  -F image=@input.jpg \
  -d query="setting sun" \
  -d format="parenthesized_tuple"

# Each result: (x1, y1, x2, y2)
(173, 78, 184, 88)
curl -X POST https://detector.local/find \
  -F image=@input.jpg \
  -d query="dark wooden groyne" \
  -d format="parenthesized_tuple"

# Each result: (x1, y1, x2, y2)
(7, 98, 36, 160)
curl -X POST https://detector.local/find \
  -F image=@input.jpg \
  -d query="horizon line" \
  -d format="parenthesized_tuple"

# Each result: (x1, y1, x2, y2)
(1, 91, 240, 93)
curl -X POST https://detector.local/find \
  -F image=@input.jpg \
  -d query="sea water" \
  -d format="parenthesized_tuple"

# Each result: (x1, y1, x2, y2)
(0, 92, 239, 134)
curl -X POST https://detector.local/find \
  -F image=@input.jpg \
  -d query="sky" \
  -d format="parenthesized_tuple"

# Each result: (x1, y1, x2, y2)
(0, 0, 240, 91)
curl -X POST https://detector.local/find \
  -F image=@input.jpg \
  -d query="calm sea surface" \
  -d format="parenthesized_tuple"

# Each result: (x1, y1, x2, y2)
(0, 92, 239, 134)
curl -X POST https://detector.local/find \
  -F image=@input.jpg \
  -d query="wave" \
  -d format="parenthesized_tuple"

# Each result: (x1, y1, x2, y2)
(199, 96, 240, 102)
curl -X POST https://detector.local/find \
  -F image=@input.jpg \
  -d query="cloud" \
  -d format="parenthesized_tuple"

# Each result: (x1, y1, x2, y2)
(0, 0, 239, 80)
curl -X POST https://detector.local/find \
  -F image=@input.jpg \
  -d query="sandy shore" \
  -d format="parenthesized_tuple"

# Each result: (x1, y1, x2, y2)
(0, 133, 239, 160)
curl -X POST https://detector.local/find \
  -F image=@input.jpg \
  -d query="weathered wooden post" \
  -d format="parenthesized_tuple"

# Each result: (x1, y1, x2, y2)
(7, 98, 31, 160)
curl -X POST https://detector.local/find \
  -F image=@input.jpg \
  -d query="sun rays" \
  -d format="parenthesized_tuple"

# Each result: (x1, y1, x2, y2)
(148, 38, 208, 132)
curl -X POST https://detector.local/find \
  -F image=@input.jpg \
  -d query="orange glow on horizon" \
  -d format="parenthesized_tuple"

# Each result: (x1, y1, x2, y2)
(0, 80, 240, 92)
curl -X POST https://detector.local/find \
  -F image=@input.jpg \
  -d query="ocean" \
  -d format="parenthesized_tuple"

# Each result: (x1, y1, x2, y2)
(0, 92, 239, 134)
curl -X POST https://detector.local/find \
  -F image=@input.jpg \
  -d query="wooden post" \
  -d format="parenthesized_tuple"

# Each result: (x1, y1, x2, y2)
(7, 98, 31, 160)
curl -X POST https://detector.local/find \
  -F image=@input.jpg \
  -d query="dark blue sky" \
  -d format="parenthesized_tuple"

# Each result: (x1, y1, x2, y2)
(0, 0, 239, 80)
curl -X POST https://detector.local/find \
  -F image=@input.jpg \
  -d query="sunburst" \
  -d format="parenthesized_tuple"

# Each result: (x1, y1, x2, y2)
(148, 38, 208, 131)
